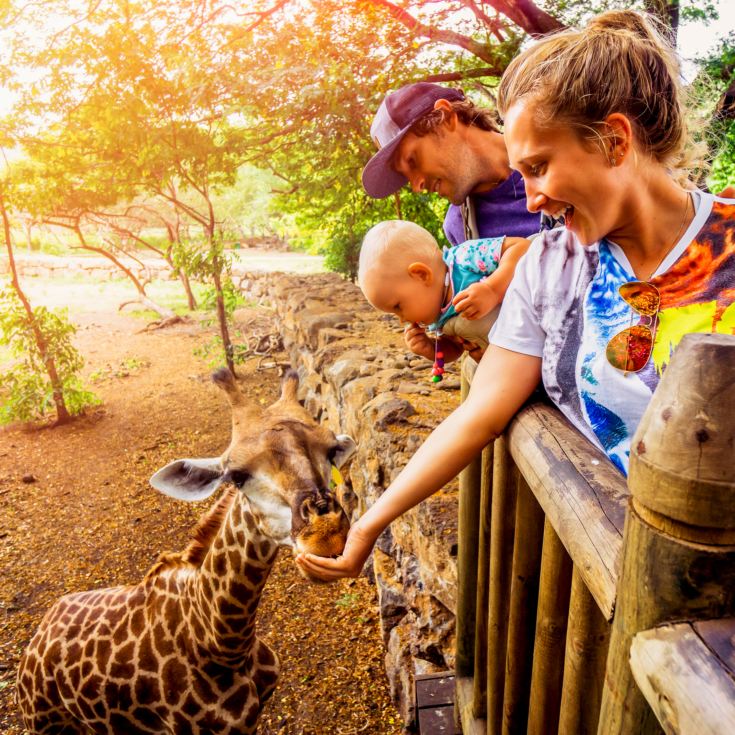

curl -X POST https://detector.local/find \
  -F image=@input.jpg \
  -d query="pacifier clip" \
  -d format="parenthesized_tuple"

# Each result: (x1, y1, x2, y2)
(432, 333, 445, 384)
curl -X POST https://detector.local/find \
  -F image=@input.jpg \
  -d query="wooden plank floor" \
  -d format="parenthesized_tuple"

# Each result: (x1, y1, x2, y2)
(415, 672, 462, 735)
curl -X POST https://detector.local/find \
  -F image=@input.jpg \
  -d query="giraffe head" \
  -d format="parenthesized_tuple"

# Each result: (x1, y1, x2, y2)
(149, 368, 356, 579)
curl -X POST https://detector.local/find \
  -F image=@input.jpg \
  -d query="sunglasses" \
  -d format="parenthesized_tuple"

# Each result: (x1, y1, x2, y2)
(605, 281, 660, 372)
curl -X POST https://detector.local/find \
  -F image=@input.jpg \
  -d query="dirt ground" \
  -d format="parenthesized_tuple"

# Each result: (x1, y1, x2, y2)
(0, 277, 403, 734)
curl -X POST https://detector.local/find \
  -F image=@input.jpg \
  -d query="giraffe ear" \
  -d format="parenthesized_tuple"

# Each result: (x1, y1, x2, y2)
(330, 434, 357, 468)
(150, 458, 224, 502)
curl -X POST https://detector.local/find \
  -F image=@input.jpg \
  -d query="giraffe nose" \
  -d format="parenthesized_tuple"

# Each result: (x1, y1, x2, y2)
(299, 492, 336, 520)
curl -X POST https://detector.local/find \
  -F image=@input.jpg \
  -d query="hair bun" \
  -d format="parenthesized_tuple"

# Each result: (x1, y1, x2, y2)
(587, 9, 663, 42)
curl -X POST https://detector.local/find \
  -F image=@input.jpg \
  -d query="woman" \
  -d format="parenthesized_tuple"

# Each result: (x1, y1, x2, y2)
(297, 10, 735, 581)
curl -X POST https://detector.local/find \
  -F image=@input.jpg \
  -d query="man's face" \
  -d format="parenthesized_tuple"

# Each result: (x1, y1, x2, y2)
(392, 128, 483, 205)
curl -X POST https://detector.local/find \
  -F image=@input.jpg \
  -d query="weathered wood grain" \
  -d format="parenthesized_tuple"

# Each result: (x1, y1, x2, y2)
(527, 520, 573, 735)
(557, 567, 610, 735)
(501, 476, 545, 735)
(599, 334, 735, 735)
(455, 676, 488, 735)
(628, 333, 735, 532)
(472, 445, 494, 719)
(507, 403, 628, 620)
(486, 437, 518, 735)
(630, 621, 735, 735)
(456, 357, 484, 678)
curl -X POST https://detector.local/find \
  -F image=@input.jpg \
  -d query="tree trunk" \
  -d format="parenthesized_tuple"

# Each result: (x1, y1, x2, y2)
(212, 256, 235, 374)
(179, 270, 198, 311)
(393, 191, 402, 220)
(165, 227, 197, 310)
(644, 0, 679, 44)
(0, 198, 71, 424)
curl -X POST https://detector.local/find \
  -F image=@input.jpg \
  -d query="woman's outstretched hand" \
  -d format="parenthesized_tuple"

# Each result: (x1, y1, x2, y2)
(296, 519, 378, 582)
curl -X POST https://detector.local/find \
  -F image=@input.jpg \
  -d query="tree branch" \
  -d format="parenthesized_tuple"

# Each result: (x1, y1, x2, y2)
(367, 0, 499, 63)
(456, 0, 507, 41)
(423, 66, 507, 82)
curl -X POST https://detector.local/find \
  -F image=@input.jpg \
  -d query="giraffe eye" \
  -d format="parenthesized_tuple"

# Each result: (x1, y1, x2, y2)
(226, 470, 250, 488)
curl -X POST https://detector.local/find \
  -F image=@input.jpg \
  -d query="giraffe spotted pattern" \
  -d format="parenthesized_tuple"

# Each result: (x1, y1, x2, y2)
(16, 368, 356, 734)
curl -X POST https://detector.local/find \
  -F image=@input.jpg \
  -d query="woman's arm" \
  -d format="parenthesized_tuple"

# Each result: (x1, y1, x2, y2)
(296, 346, 542, 581)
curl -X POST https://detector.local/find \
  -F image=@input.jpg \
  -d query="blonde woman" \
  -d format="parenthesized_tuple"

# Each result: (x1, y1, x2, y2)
(298, 10, 735, 581)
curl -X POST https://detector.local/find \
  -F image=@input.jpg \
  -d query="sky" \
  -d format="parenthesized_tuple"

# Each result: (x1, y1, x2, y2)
(678, 0, 735, 80)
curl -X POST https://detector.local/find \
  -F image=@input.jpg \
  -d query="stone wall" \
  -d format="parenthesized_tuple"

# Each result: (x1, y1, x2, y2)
(238, 271, 461, 727)
(0, 253, 170, 281)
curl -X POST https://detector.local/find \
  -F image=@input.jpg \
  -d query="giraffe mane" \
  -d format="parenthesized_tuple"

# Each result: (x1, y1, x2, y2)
(144, 487, 238, 580)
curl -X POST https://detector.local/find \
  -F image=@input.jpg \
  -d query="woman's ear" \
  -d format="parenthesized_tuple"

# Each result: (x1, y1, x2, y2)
(407, 262, 434, 284)
(604, 113, 634, 166)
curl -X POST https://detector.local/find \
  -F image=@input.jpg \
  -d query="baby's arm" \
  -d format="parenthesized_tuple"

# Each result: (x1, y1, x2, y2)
(453, 237, 531, 320)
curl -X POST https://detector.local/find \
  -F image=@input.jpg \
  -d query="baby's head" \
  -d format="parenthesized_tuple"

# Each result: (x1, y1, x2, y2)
(358, 220, 447, 325)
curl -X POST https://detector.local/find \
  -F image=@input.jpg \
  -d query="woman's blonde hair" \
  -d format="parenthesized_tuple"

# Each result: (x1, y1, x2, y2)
(497, 10, 708, 183)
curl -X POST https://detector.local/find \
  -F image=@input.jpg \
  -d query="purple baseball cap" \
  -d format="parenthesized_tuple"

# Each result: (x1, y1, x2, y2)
(362, 83, 465, 199)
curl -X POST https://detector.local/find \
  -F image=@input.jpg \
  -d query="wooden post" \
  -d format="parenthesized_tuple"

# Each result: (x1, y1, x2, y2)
(472, 444, 494, 718)
(486, 437, 518, 735)
(501, 476, 545, 735)
(527, 520, 573, 735)
(456, 357, 484, 677)
(598, 334, 735, 735)
(558, 568, 610, 735)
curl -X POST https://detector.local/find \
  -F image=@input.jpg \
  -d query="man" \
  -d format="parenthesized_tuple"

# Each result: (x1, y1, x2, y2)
(362, 82, 542, 361)
(362, 82, 542, 245)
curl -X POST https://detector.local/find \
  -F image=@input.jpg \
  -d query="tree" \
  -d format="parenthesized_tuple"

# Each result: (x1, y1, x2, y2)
(0, 177, 97, 425)
(2, 0, 730, 286)
(3, 0, 261, 370)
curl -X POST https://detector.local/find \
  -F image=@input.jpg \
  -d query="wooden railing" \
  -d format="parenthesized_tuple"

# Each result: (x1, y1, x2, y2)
(453, 333, 735, 735)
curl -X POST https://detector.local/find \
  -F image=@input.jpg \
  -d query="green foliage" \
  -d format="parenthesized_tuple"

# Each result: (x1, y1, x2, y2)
(334, 592, 359, 609)
(199, 278, 244, 316)
(711, 133, 735, 189)
(193, 333, 248, 368)
(696, 32, 735, 191)
(680, 1, 719, 24)
(3, 0, 734, 282)
(321, 188, 448, 280)
(0, 289, 99, 423)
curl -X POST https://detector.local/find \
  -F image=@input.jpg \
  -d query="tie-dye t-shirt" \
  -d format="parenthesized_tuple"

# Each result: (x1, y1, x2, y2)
(490, 192, 735, 475)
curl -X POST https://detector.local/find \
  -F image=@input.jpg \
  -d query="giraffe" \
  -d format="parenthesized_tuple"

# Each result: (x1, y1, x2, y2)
(16, 367, 357, 735)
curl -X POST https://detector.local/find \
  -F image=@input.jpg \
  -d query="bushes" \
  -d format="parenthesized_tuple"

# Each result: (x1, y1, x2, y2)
(0, 289, 98, 424)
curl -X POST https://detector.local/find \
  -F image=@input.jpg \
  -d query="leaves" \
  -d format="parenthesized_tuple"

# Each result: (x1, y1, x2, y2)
(0, 289, 99, 424)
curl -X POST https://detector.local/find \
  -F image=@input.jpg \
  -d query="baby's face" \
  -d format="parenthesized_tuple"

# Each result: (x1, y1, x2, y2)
(362, 267, 445, 326)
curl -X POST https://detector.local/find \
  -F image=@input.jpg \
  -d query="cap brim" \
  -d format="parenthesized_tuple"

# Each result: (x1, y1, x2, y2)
(361, 125, 412, 199)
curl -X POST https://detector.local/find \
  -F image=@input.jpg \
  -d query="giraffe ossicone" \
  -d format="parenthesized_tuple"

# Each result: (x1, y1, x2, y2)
(16, 367, 357, 735)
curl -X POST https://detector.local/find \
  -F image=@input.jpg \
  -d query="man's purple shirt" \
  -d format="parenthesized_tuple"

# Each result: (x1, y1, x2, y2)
(443, 170, 540, 245)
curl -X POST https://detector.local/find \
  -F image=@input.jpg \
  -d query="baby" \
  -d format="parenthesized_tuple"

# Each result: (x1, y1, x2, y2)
(358, 220, 530, 360)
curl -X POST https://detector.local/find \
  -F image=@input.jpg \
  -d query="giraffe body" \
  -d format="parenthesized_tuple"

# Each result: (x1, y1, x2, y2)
(17, 369, 357, 734)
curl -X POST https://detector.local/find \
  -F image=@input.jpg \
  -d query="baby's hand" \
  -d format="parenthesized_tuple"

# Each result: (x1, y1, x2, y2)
(404, 324, 465, 363)
(452, 281, 500, 320)
(404, 323, 435, 361)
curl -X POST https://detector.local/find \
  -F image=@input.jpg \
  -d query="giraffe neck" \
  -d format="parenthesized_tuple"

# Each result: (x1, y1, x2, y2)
(187, 495, 279, 663)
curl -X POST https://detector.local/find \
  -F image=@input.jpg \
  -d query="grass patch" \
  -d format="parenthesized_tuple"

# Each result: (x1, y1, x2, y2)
(89, 357, 151, 382)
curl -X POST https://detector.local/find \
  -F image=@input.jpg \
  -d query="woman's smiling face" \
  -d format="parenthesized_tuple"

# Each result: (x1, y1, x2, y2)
(503, 100, 627, 247)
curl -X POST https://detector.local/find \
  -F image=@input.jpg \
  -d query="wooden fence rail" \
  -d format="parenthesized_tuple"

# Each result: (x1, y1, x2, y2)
(454, 333, 735, 735)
